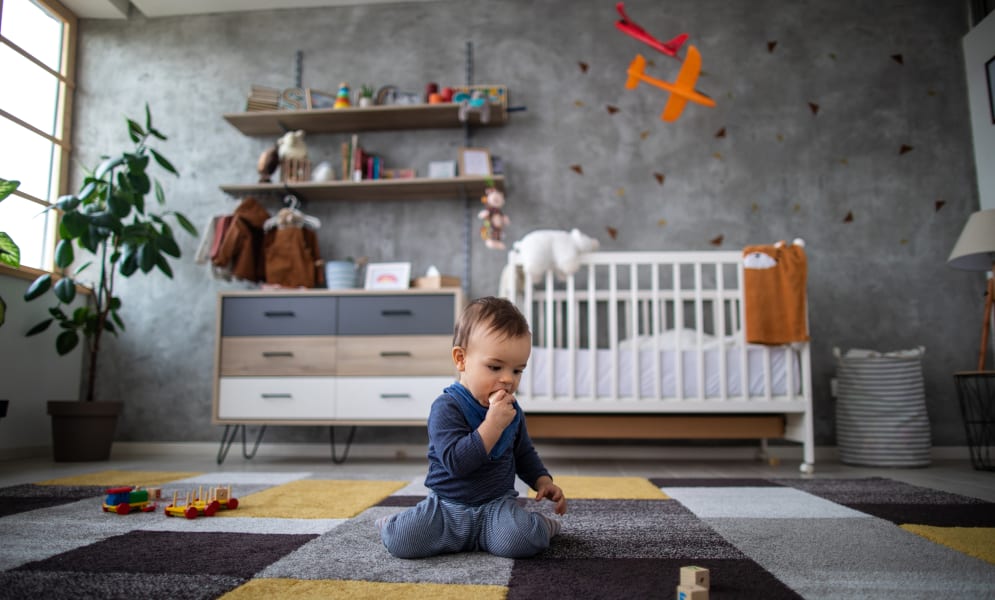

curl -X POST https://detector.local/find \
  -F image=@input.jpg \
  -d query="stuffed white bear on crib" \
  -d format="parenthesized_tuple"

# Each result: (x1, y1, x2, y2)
(513, 228, 600, 284)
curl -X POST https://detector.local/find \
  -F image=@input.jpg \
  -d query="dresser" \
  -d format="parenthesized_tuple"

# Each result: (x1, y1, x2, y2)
(212, 288, 462, 429)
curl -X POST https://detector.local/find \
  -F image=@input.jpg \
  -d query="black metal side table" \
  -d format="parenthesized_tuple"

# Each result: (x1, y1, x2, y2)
(954, 371, 995, 471)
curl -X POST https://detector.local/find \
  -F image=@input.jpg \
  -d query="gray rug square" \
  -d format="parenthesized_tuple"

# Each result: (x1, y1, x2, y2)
(257, 506, 515, 586)
(663, 486, 869, 519)
(707, 517, 995, 599)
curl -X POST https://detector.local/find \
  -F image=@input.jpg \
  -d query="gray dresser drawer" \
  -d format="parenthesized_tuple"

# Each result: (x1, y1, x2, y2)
(222, 296, 337, 336)
(338, 294, 454, 335)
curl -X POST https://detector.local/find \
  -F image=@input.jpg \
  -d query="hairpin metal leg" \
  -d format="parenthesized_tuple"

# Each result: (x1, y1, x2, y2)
(329, 425, 357, 464)
(217, 424, 267, 465)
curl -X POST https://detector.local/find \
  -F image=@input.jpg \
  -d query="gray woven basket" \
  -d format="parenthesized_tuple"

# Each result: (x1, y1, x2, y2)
(835, 348, 931, 467)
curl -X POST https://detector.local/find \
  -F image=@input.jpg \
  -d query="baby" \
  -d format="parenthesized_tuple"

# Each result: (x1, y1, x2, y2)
(377, 296, 566, 558)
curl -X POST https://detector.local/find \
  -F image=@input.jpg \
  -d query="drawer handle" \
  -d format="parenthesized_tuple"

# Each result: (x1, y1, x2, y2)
(381, 309, 413, 316)
(262, 351, 294, 358)
(380, 393, 412, 399)
(264, 311, 296, 317)
(380, 351, 412, 357)
(260, 393, 293, 399)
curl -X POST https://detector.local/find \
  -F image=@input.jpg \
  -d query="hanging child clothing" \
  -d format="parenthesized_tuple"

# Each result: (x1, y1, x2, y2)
(212, 196, 270, 282)
(263, 206, 325, 288)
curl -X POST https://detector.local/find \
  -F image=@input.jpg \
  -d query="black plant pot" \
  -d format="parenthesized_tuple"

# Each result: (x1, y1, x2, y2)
(47, 401, 122, 462)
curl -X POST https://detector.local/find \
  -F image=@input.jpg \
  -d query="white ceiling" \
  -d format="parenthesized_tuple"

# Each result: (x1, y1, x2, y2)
(60, 0, 439, 19)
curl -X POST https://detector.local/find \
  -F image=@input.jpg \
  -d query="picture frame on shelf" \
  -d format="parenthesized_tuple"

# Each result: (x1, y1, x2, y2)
(458, 147, 492, 176)
(428, 160, 457, 178)
(364, 262, 411, 290)
(306, 88, 338, 110)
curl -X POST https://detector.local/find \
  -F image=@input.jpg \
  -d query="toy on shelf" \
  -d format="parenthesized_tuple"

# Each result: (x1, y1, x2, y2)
(456, 89, 490, 123)
(478, 184, 509, 250)
(333, 82, 351, 109)
(102, 485, 162, 515)
(277, 130, 310, 182)
(164, 485, 238, 519)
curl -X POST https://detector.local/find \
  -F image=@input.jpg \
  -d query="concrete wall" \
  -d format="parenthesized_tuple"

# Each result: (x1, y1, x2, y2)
(7, 0, 981, 450)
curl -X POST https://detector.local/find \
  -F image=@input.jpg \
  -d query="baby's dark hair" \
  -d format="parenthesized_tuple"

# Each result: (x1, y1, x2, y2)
(453, 296, 530, 348)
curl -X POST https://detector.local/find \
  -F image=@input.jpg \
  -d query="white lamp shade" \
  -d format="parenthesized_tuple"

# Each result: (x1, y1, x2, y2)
(948, 209, 995, 271)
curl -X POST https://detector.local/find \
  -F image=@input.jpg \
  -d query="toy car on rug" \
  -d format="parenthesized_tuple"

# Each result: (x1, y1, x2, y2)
(102, 485, 162, 514)
(164, 485, 238, 519)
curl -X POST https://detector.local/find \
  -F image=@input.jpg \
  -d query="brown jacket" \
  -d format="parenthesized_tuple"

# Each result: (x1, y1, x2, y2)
(212, 196, 270, 282)
(264, 226, 324, 288)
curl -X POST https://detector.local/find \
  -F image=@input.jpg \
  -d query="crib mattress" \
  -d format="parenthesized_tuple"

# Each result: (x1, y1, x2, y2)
(523, 345, 800, 400)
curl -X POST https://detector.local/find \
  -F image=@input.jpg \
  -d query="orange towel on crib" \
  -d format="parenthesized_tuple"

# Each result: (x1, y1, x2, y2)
(743, 240, 809, 345)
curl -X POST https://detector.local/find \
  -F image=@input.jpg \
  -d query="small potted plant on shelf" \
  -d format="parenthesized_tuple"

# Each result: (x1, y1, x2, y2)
(23, 104, 197, 462)
(358, 84, 375, 107)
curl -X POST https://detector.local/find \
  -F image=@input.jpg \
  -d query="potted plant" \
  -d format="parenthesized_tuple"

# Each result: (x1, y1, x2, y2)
(23, 105, 196, 461)
(0, 179, 17, 423)
(0, 178, 21, 328)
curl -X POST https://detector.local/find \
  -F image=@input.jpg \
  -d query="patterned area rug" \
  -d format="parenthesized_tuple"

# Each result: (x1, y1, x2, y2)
(0, 471, 992, 599)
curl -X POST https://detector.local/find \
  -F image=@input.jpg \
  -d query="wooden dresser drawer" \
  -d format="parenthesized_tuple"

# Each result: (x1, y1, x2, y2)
(337, 294, 455, 335)
(335, 376, 451, 420)
(218, 377, 335, 419)
(336, 335, 453, 376)
(220, 337, 336, 376)
(222, 296, 337, 336)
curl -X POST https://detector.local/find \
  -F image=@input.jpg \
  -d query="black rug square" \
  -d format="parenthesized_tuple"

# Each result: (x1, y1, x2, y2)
(533, 499, 746, 560)
(507, 557, 802, 600)
(15, 530, 317, 578)
(0, 570, 243, 600)
(0, 484, 107, 518)
(845, 503, 995, 527)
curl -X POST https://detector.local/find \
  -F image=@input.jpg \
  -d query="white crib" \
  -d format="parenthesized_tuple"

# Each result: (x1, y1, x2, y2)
(505, 250, 815, 473)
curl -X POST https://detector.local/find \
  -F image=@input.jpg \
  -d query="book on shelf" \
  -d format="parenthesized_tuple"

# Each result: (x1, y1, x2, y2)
(245, 84, 281, 112)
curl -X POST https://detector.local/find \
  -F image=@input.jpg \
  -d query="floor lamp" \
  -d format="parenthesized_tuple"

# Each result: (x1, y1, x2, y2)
(948, 208, 995, 470)
(948, 208, 995, 371)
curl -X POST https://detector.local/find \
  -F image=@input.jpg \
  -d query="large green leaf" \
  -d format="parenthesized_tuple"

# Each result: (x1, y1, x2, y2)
(149, 149, 177, 175)
(25, 318, 53, 336)
(24, 274, 52, 301)
(94, 155, 125, 180)
(55, 330, 79, 355)
(54, 276, 77, 304)
(0, 232, 20, 268)
(172, 211, 197, 237)
(127, 118, 145, 143)
(137, 242, 157, 273)
(0, 179, 20, 201)
(54, 239, 74, 269)
(60, 211, 89, 238)
(156, 254, 174, 278)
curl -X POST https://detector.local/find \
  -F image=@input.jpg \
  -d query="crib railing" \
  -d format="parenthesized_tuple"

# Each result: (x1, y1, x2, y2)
(505, 250, 812, 408)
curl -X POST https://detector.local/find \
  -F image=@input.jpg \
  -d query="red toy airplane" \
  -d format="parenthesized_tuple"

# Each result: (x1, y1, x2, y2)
(625, 47, 716, 122)
(615, 2, 688, 60)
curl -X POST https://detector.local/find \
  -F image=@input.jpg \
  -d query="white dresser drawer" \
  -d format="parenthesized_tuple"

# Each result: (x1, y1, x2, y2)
(335, 376, 450, 420)
(218, 377, 335, 419)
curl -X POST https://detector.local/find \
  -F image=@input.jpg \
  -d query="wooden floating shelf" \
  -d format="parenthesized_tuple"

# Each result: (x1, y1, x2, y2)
(223, 103, 509, 136)
(219, 175, 504, 202)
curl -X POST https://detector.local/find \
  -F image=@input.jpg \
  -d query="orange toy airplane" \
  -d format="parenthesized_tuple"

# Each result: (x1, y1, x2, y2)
(625, 46, 716, 122)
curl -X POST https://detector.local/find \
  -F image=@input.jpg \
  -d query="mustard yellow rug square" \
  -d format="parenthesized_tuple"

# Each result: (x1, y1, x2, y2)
(221, 578, 506, 600)
(37, 470, 203, 487)
(551, 475, 668, 500)
(901, 525, 995, 565)
(225, 479, 408, 519)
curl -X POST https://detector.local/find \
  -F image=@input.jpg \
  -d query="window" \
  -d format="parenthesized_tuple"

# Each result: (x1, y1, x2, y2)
(0, 0, 76, 275)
